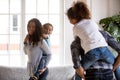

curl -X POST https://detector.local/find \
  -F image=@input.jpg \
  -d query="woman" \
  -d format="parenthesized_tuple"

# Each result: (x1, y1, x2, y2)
(23, 18, 51, 80)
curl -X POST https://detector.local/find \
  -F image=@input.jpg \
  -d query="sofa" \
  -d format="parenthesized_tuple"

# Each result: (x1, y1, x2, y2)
(0, 66, 75, 80)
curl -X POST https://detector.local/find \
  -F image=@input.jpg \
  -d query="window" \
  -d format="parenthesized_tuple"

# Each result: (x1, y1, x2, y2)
(0, 0, 21, 67)
(0, 0, 63, 67)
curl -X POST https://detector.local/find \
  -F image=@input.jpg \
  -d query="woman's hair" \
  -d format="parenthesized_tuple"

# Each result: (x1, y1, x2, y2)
(67, 1, 91, 22)
(27, 18, 43, 45)
(43, 23, 53, 31)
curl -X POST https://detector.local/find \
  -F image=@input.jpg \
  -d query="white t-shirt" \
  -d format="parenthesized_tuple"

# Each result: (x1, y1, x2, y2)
(73, 19, 108, 53)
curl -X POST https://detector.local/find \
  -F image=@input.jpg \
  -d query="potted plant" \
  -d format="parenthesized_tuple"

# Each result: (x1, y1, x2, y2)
(99, 13, 120, 43)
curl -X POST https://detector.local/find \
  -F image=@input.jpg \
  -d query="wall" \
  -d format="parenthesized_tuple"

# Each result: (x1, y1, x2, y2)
(64, 0, 74, 66)
(87, 0, 120, 22)
(64, 0, 120, 66)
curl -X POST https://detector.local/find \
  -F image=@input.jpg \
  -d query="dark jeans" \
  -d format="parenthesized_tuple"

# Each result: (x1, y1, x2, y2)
(29, 55, 48, 80)
(114, 66, 120, 80)
(74, 72, 82, 80)
(81, 47, 115, 70)
(29, 68, 48, 80)
(73, 69, 114, 80)
(38, 68, 49, 80)
(85, 69, 113, 80)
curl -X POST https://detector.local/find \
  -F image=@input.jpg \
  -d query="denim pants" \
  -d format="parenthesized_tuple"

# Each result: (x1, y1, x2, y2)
(38, 68, 49, 80)
(114, 66, 120, 80)
(85, 69, 113, 80)
(74, 47, 120, 80)
(74, 66, 120, 80)
(74, 72, 82, 80)
(74, 69, 114, 80)
(81, 47, 115, 70)
(29, 68, 48, 80)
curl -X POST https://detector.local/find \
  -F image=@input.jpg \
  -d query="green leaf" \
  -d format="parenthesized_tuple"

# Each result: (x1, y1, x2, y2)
(99, 13, 120, 43)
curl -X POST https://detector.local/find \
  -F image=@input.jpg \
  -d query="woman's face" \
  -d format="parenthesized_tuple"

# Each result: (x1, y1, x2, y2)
(28, 21, 36, 35)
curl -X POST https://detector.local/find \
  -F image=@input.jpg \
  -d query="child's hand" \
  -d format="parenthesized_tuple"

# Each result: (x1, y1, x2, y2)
(24, 34, 29, 44)
(39, 67, 46, 74)
(43, 34, 49, 39)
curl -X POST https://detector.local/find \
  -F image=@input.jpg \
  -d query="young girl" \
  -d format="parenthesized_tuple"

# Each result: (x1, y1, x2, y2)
(23, 18, 51, 80)
(67, 1, 115, 79)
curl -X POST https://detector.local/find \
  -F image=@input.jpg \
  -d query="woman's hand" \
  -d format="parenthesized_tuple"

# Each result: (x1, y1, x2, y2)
(76, 66, 85, 80)
(39, 67, 47, 74)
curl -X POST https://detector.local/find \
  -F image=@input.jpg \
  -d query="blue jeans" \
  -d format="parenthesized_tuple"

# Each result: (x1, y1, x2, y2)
(114, 66, 120, 80)
(75, 47, 120, 80)
(74, 67, 120, 80)
(38, 68, 49, 80)
(81, 47, 115, 70)
(74, 73, 82, 80)
(29, 68, 48, 80)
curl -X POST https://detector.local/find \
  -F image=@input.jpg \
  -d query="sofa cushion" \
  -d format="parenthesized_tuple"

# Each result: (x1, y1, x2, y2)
(48, 66, 74, 80)
(0, 66, 74, 80)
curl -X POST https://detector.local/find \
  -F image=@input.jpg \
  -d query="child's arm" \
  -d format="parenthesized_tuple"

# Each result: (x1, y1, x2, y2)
(23, 34, 29, 55)
(24, 34, 29, 44)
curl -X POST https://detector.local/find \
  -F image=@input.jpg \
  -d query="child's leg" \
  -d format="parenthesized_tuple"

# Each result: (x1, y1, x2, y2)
(81, 48, 101, 70)
(98, 47, 120, 79)
(81, 47, 115, 70)
(100, 47, 115, 64)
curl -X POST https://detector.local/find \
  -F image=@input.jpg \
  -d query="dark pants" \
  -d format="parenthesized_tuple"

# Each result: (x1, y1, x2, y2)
(29, 68, 48, 80)
(85, 69, 113, 80)
(38, 68, 49, 80)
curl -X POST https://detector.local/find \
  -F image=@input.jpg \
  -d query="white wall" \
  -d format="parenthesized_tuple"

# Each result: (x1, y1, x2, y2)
(87, 0, 120, 22)
(64, 0, 120, 66)
(64, 0, 74, 66)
